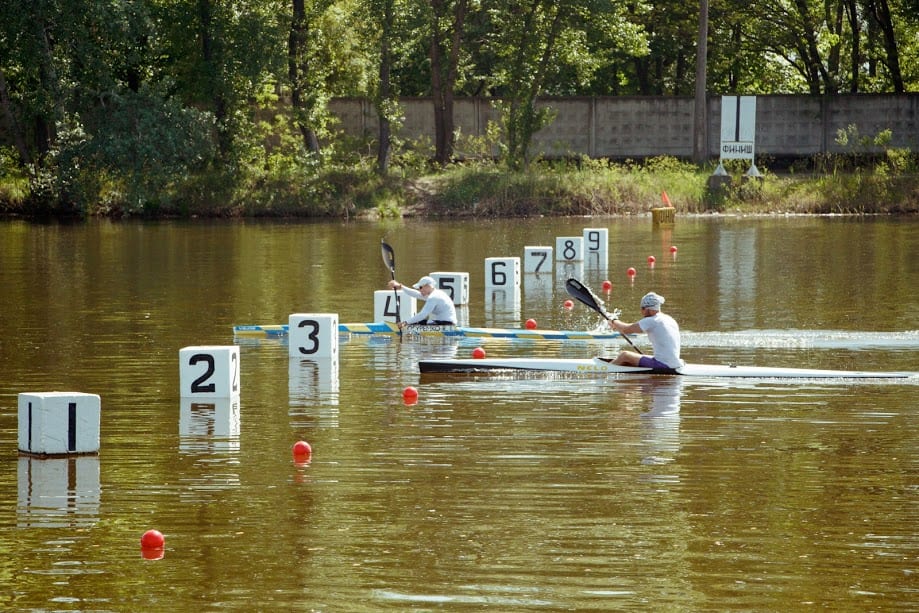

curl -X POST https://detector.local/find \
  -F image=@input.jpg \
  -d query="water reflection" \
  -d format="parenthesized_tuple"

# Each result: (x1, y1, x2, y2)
(639, 377, 683, 468)
(288, 357, 340, 428)
(717, 227, 758, 327)
(17, 455, 100, 528)
(177, 397, 241, 501)
(484, 289, 521, 327)
(178, 396, 241, 452)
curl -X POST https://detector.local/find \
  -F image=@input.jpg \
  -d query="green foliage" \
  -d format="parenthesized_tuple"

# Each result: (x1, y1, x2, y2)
(54, 89, 218, 216)
(425, 157, 709, 217)
(0, 148, 30, 207)
(0, 0, 917, 218)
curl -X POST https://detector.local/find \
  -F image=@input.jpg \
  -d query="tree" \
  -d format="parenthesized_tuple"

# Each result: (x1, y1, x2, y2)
(486, 0, 647, 168)
(863, 0, 905, 92)
(693, 0, 709, 164)
(429, 0, 468, 166)
(289, 0, 328, 155)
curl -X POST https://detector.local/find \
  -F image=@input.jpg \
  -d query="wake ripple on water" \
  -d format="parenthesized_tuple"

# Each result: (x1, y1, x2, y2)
(681, 329, 919, 350)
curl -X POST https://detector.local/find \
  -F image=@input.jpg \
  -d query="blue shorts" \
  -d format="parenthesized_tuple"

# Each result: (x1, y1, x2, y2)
(639, 356, 678, 371)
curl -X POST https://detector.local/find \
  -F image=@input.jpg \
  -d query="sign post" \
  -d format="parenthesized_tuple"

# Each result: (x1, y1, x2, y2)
(718, 95, 759, 176)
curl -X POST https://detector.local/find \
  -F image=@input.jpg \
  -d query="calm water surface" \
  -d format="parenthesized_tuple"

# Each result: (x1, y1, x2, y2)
(1, 216, 917, 611)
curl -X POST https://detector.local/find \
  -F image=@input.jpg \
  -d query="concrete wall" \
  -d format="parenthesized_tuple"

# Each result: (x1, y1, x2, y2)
(329, 94, 919, 160)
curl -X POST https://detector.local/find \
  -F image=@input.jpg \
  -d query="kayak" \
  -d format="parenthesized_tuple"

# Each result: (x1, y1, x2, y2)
(417, 357, 916, 379)
(233, 321, 626, 341)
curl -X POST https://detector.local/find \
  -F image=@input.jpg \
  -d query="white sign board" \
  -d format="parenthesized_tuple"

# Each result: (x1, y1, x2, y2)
(720, 96, 756, 160)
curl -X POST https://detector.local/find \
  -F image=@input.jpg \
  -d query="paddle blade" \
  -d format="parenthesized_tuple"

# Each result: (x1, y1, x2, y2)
(381, 240, 396, 274)
(381, 240, 401, 326)
(565, 278, 610, 317)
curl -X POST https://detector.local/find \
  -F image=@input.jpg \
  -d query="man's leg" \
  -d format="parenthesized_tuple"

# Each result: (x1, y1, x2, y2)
(612, 350, 642, 366)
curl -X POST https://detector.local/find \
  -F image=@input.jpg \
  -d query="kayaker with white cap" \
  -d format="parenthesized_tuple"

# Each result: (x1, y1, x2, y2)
(387, 276, 458, 328)
(608, 291, 684, 370)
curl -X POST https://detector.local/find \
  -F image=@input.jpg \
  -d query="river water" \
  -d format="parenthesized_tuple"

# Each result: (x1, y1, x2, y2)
(1, 215, 917, 610)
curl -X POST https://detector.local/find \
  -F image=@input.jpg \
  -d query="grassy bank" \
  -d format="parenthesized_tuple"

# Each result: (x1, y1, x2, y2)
(390, 157, 919, 218)
(2, 156, 918, 219)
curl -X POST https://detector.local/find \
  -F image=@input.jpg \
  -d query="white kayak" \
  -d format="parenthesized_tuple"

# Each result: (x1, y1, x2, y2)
(418, 357, 915, 379)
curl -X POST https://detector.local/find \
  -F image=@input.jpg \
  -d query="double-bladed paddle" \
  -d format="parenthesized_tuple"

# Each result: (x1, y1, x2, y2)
(564, 278, 643, 354)
(380, 240, 402, 329)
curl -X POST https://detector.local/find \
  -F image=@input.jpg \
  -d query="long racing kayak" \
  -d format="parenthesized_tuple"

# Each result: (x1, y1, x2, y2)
(233, 321, 625, 341)
(418, 357, 916, 379)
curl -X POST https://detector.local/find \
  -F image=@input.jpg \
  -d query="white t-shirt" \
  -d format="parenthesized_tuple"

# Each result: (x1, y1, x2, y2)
(401, 287, 458, 325)
(638, 312, 684, 368)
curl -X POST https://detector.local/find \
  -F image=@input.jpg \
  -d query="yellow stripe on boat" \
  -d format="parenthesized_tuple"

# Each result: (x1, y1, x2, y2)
(232, 321, 624, 340)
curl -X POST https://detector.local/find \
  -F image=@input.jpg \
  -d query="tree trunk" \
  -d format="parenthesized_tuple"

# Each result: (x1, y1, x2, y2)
(865, 0, 904, 92)
(430, 0, 466, 166)
(288, 0, 321, 155)
(376, 0, 393, 174)
(692, 0, 708, 164)
(0, 67, 31, 165)
(31, 10, 59, 157)
(197, 0, 232, 157)
(845, 0, 860, 92)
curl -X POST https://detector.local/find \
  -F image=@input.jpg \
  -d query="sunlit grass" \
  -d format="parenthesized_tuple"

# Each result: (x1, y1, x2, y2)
(1, 153, 917, 218)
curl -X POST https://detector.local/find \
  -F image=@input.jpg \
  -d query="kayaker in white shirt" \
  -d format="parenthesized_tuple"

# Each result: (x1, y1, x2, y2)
(387, 275, 458, 328)
(608, 292, 684, 370)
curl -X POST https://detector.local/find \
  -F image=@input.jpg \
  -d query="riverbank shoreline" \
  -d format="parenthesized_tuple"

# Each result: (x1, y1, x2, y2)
(2, 161, 918, 220)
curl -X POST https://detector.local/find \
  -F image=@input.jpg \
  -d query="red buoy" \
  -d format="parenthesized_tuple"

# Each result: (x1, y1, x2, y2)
(563, 299, 574, 310)
(601, 280, 612, 292)
(292, 440, 312, 460)
(402, 386, 419, 400)
(669, 245, 678, 254)
(472, 347, 486, 359)
(141, 547, 164, 560)
(627, 267, 636, 278)
(141, 529, 165, 549)
(525, 318, 537, 329)
(647, 255, 656, 265)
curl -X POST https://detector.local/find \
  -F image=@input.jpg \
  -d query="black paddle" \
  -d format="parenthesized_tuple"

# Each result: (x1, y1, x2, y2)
(380, 240, 402, 330)
(564, 278, 643, 354)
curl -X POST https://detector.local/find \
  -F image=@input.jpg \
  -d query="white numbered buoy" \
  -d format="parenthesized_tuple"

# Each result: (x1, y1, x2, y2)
(583, 228, 608, 255)
(431, 272, 470, 305)
(18, 392, 101, 456)
(374, 290, 416, 323)
(179, 346, 240, 398)
(485, 257, 520, 290)
(523, 246, 553, 274)
(583, 227, 609, 270)
(555, 236, 584, 261)
(289, 314, 339, 359)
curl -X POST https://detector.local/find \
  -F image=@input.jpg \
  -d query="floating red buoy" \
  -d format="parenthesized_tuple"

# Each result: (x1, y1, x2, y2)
(563, 299, 574, 310)
(292, 440, 312, 460)
(601, 280, 612, 292)
(141, 529, 165, 549)
(627, 267, 636, 278)
(525, 318, 537, 330)
(472, 347, 486, 359)
(141, 547, 165, 560)
(402, 386, 419, 400)
(647, 255, 656, 265)
(669, 245, 678, 254)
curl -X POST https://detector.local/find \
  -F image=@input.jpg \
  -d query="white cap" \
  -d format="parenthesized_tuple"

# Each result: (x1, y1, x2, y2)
(640, 292, 665, 311)
(413, 276, 435, 289)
